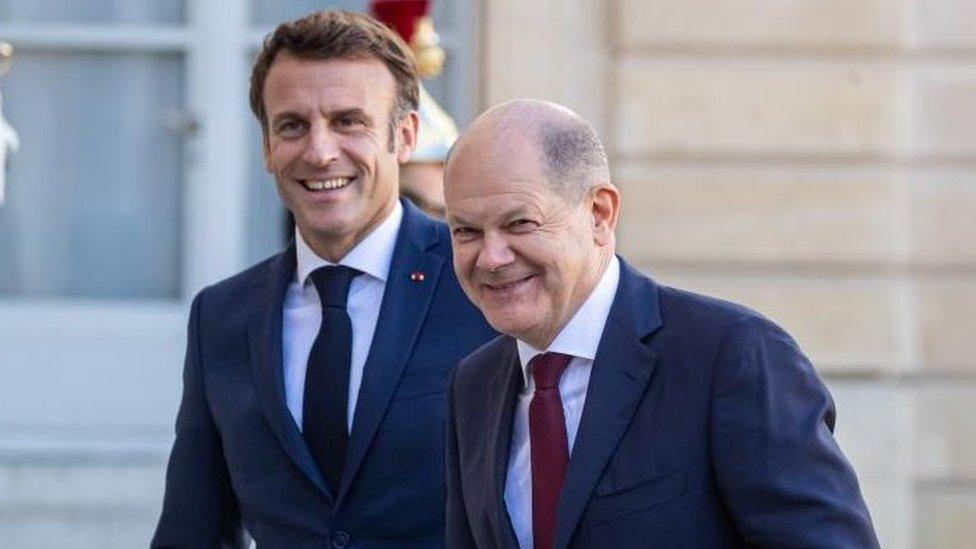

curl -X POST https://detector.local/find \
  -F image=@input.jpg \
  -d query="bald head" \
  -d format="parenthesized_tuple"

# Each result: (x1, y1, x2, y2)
(447, 99, 610, 202)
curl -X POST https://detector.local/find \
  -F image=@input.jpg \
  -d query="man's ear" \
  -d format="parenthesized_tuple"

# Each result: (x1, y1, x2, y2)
(262, 133, 273, 173)
(396, 110, 419, 164)
(590, 183, 620, 247)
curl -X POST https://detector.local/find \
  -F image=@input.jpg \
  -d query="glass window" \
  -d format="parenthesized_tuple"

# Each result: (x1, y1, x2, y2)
(250, 0, 454, 33)
(250, 0, 365, 26)
(0, 52, 185, 298)
(423, 53, 459, 122)
(430, 0, 454, 28)
(0, 0, 185, 25)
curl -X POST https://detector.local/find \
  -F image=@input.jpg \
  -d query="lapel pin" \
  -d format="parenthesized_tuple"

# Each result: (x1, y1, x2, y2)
(409, 271, 425, 282)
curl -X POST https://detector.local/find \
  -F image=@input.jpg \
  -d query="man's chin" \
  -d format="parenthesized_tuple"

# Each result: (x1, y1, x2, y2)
(296, 217, 359, 248)
(483, 312, 538, 342)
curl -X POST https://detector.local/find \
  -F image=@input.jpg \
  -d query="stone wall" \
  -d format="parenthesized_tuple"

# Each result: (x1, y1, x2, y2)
(484, 1, 976, 547)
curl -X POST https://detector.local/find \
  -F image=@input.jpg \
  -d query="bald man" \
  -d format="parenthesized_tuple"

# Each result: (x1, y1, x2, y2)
(442, 100, 879, 548)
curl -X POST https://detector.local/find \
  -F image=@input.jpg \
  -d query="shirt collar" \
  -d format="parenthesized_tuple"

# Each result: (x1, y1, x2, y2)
(295, 200, 403, 287)
(516, 255, 621, 385)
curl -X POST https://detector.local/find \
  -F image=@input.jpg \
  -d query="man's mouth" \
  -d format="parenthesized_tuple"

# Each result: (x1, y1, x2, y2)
(484, 275, 535, 292)
(300, 176, 353, 191)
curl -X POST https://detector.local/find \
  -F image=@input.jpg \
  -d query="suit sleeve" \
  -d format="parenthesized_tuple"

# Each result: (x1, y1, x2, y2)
(445, 365, 477, 549)
(152, 292, 246, 549)
(710, 315, 880, 548)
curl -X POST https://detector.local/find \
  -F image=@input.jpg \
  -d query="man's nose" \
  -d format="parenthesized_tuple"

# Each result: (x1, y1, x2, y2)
(476, 232, 515, 272)
(302, 124, 339, 166)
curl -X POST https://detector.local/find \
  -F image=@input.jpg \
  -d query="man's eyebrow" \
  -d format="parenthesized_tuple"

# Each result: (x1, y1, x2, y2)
(330, 107, 372, 122)
(447, 206, 530, 227)
(269, 110, 304, 126)
(499, 206, 533, 222)
(269, 107, 373, 126)
(446, 213, 471, 226)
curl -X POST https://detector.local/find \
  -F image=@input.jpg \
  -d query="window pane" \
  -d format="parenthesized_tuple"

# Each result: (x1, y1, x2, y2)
(250, 0, 453, 27)
(0, 52, 184, 298)
(431, 0, 454, 28)
(0, 0, 184, 25)
(423, 51, 462, 122)
(250, 0, 366, 26)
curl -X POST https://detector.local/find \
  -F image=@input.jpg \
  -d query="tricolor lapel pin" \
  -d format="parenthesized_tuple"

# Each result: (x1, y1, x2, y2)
(409, 271, 425, 283)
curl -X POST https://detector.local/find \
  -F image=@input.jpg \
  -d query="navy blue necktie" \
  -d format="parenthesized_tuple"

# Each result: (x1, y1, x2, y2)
(304, 265, 360, 493)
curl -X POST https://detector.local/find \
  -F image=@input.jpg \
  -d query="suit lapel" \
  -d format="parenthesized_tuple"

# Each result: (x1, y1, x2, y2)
(554, 260, 663, 549)
(338, 202, 444, 503)
(247, 245, 332, 500)
(487, 339, 523, 549)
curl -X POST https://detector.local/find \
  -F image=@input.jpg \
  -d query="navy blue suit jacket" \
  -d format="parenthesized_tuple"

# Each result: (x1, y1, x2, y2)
(154, 201, 496, 548)
(446, 258, 879, 548)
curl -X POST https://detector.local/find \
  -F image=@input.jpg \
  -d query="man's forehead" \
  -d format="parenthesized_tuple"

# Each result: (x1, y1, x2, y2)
(264, 63, 398, 123)
(452, 127, 541, 171)
(265, 54, 395, 100)
(272, 51, 390, 74)
(447, 182, 550, 221)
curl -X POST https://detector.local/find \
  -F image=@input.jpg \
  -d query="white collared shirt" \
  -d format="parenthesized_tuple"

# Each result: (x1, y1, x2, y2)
(282, 201, 403, 433)
(504, 256, 621, 549)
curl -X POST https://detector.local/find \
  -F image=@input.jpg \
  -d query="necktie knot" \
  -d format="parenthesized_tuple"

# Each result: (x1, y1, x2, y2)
(310, 265, 360, 309)
(529, 352, 572, 390)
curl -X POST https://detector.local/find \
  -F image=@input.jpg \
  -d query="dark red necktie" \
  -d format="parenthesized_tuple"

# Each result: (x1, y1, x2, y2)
(528, 352, 573, 549)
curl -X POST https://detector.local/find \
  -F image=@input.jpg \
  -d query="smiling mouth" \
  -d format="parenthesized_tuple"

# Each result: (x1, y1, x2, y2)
(484, 275, 535, 292)
(301, 176, 353, 191)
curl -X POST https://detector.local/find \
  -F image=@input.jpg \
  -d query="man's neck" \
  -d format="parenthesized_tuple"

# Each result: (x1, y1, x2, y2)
(519, 249, 615, 350)
(300, 202, 397, 263)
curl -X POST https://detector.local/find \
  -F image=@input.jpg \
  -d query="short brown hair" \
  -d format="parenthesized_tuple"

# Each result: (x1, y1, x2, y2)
(249, 9, 420, 137)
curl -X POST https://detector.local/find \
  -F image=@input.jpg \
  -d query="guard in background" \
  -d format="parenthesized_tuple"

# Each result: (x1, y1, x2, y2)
(371, 0, 458, 218)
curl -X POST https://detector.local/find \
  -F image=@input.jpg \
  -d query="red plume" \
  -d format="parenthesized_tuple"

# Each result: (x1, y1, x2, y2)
(369, 0, 430, 43)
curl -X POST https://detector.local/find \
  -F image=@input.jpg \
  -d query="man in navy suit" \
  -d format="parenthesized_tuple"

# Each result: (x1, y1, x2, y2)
(152, 10, 495, 548)
(443, 99, 880, 548)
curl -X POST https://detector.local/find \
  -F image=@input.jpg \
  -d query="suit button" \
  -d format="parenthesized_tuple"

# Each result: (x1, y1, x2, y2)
(331, 530, 351, 548)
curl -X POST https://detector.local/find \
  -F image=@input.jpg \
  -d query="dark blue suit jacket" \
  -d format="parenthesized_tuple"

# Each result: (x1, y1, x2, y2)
(446, 258, 879, 548)
(153, 201, 496, 548)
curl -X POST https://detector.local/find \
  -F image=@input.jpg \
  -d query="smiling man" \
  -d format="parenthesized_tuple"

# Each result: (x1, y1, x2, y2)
(443, 99, 880, 548)
(152, 10, 495, 548)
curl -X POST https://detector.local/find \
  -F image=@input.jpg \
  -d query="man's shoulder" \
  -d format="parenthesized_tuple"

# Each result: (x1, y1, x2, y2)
(613, 260, 778, 342)
(617, 259, 775, 336)
(452, 335, 512, 388)
(654, 281, 793, 349)
(400, 200, 453, 256)
(658, 284, 763, 323)
(194, 249, 289, 308)
(421, 217, 454, 260)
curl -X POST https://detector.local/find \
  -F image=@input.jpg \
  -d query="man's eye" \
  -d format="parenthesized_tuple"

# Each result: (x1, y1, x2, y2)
(336, 115, 364, 128)
(275, 120, 305, 136)
(510, 219, 535, 230)
(452, 227, 477, 237)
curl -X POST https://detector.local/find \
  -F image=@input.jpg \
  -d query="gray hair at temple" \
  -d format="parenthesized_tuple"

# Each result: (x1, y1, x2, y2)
(535, 114, 610, 202)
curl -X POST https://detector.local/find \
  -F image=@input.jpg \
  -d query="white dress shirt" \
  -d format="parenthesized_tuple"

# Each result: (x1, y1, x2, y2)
(504, 256, 621, 549)
(282, 201, 403, 433)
